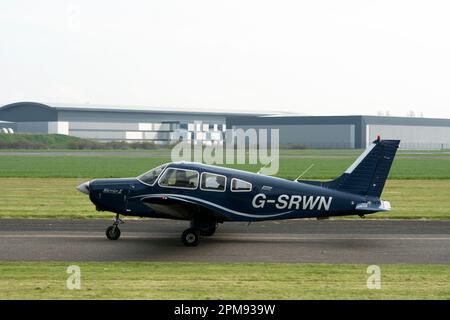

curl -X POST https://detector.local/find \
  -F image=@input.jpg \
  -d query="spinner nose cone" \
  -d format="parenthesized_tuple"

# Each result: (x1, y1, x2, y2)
(76, 181, 90, 195)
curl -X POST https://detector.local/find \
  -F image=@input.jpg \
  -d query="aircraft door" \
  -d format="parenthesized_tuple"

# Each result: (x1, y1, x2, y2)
(125, 182, 147, 215)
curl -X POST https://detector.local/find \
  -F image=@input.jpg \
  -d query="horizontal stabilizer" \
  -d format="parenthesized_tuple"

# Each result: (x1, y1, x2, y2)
(355, 200, 391, 212)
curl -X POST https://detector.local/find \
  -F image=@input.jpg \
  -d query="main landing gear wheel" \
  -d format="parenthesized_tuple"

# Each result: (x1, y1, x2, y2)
(106, 225, 121, 240)
(181, 228, 199, 247)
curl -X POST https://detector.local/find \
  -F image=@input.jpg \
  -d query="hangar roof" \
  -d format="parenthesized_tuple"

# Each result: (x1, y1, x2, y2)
(0, 101, 266, 116)
(227, 114, 450, 127)
(0, 101, 273, 122)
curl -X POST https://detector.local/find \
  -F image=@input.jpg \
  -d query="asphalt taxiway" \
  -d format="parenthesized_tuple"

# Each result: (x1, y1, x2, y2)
(0, 219, 449, 264)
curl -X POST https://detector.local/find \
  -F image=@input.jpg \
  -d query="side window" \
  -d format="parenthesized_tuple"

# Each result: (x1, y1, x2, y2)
(158, 168, 199, 189)
(201, 173, 226, 192)
(231, 178, 252, 192)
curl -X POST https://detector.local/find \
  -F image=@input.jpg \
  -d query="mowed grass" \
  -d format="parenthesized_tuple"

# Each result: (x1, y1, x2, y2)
(0, 178, 449, 219)
(0, 178, 109, 218)
(0, 262, 448, 299)
(0, 150, 450, 179)
(0, 149, 449, 219)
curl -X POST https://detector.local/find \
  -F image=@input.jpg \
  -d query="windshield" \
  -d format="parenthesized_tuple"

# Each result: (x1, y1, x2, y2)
(137, 164, 167, 185)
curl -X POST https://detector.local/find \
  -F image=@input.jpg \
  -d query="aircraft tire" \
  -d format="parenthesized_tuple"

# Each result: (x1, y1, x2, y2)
(106, 225, 121, 240)
(182, 228, 199, 247)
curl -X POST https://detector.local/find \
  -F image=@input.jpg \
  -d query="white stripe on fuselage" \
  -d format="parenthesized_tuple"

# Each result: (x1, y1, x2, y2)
(139, 194, 295, 219)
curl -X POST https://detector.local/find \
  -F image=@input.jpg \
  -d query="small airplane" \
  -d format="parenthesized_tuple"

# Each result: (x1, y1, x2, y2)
(77, 137, 400, 246)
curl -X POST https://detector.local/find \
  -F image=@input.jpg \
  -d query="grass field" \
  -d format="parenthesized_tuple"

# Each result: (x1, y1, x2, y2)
(0, 134, 89, 149)
(0, 178, 448, 219)
(0, 133, 173, 150)
(0, 149, 448, 301)
(0, 149, 450, 179)
(0, 149, 449, 219)
(0, 262, 448, 299)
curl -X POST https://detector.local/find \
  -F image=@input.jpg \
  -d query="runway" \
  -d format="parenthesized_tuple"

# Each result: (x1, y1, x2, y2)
(0, 219, 449, 264)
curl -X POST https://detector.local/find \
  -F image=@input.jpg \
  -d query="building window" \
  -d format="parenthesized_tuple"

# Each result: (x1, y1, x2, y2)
(230, 178, 252, 192)
(200, 172, 226, 192)
(158, 168, 199, 189)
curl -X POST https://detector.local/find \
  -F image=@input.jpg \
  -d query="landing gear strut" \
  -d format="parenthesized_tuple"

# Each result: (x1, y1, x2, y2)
(181, 220, 218, 247)
(106, 214, 123, 240)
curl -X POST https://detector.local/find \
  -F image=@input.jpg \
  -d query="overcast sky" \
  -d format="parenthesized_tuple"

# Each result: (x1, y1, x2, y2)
(1, 0, 450, 118)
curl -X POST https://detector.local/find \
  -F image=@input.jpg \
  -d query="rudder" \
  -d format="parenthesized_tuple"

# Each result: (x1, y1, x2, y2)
(299, 138, 400, 198)
(326, 138, 400, 197)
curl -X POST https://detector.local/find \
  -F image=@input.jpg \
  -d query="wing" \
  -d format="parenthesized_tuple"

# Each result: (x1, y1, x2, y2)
(140, 194, 230, 221)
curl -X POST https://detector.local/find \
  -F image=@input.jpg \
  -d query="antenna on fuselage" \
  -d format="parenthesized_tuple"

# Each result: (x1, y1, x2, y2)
(294, 164, 314, 181)
(256, 159, 272, 174)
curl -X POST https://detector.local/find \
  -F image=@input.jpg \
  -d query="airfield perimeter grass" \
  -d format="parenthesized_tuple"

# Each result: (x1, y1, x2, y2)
(0, 262, 448, 299)
(0, 178, 449, 219)
(1, 151, 450, 179)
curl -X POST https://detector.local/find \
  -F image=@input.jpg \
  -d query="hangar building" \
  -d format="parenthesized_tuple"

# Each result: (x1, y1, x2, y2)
(227, 115, 450, 149)
(2, 102, 450, 149)
(0, 102, 260, 145)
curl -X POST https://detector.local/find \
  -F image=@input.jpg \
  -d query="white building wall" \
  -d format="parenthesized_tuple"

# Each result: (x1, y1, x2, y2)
(125, 131, 144, 140)
(367, 124, 450, 149)
(71, 130, 126, 140)
(48, 121, 69, 135)
(55, 109, 228, 144)
(138, 123, 153, 131)
(66, 120, 226, 144)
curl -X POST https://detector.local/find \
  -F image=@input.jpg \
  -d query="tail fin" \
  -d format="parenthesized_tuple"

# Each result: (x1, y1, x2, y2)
(300, 138, 400, 198)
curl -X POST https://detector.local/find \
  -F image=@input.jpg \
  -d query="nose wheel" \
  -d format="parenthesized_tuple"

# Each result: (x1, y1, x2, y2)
(106, 214, 123, 240)
(106, 225, 121, 240)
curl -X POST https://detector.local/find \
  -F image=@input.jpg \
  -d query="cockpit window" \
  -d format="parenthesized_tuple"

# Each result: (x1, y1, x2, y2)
(158, 168, 199, 189)
(201, 172, 226, 191)
(137, 164, 167, 186)
(231, 178, 252, 192)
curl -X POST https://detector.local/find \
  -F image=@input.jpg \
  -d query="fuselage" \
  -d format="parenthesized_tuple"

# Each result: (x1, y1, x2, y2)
(78, 139, 399, 246)
(85, 162, 372, 222)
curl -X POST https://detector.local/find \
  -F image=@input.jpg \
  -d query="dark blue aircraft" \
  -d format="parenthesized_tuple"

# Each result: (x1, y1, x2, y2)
(77, 138, 400, 246)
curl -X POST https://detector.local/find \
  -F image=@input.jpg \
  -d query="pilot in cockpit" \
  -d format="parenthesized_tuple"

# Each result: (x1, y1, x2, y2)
(205, 175, 225, 190)
(175, 170, 193, 188)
